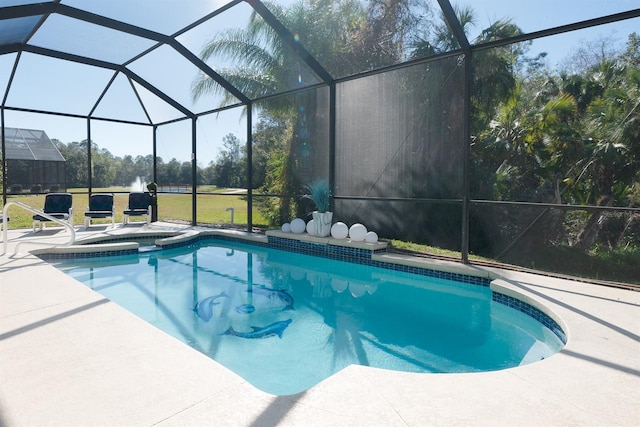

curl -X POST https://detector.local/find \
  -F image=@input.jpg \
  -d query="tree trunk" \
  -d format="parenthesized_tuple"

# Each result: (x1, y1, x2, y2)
(575, 196, 613, 251)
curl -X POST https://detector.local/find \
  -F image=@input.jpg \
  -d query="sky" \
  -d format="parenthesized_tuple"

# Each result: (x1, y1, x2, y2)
(1, 0, 639, 165)
(468, 0, 640, 71)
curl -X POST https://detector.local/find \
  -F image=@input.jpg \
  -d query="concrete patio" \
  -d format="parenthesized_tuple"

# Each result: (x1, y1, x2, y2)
(1, 223, 638, 426)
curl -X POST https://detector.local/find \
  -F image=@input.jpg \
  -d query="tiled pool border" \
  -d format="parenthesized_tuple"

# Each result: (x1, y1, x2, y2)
(266, 235, 489, 287)
(37, 231, 566, 343)
(38, 248, 139, 259)
(78, 234, 172, 246)
(493, 293, 566, 343)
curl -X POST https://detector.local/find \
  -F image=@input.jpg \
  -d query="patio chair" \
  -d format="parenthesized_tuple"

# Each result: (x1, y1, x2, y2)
(123, 192, 151, 225)
(32, 192, 73, 232)
(84, 193, 115, 228)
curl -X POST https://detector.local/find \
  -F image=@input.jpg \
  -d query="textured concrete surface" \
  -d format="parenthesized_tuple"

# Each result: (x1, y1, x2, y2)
(1, 223, 638, 426)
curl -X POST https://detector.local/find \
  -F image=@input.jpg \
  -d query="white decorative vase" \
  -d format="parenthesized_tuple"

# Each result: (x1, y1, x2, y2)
(312, 211, 333, 237)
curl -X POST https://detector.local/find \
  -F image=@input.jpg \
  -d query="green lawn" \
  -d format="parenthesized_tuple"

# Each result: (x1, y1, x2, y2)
(2, 187, 267, 229)
(391, 239, 640, 285)
(389, 239, 490, 261)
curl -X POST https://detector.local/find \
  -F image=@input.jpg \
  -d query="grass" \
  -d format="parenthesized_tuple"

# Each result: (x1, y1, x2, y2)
(2, 187, 267, 229)
(511, 244, 640, 285)
(391, 239, 640, 285)
(389, 240, 493, 262)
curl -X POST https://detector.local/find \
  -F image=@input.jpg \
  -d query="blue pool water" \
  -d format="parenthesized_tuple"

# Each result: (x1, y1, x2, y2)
(52, 240, 564, 395)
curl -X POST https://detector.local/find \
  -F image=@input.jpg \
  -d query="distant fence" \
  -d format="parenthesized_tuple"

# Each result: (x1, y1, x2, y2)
(158, 184, 192, 193)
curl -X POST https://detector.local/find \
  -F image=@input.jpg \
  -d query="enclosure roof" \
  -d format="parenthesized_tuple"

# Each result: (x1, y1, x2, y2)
(3, 126, 64, 161)
(0, 0, 639, 126)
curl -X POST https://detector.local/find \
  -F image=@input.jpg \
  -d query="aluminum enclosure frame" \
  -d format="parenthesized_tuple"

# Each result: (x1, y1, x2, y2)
(1, 0, 639, 264)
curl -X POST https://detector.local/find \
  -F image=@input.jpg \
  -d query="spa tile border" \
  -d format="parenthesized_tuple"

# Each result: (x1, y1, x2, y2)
(80, 234, 174, 246)
(38, 248, 138, 260)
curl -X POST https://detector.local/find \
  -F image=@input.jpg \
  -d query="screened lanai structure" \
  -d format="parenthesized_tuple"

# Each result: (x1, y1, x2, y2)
(3, 127, 65, 193)
(1, 0, 639, 284)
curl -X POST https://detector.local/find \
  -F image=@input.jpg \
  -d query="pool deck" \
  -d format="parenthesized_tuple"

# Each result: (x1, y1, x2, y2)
(1, 222, 639, 426)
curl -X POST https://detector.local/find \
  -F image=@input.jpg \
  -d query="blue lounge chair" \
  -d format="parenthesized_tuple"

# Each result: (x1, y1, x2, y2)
(123, 192, 151, 225)
(33, 193, 73, 232)
(84, 193, 115, 228)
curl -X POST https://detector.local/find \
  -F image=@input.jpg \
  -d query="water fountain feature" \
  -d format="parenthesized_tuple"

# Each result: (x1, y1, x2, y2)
(130, 177, 147, 192)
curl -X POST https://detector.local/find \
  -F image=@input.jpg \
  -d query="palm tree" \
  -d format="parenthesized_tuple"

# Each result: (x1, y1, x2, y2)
(409, 3, 475, 56)
(191, 0, 408, 225)
(191, 2, 328, 223)
(192, 0, 370, 103)
(488, 49, 640, 252)
(573, 61, 640, 249)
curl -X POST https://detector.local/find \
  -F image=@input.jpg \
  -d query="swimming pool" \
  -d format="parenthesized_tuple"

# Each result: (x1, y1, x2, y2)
(51, 238, 565, 395)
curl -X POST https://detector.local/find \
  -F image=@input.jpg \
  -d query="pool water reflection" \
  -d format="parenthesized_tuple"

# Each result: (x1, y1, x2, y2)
(53, 240, 564, 395)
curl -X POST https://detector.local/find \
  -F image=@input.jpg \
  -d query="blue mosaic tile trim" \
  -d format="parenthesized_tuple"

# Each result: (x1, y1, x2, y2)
(369, 259, 490, 287)
(160, 234, 269, 250)
(80, 234, 171, 245)
(214, 235, 270, 248)
(38, 248, 138, 260)
(36, 234, 170, 260)
(493, 292, 567, 343)
(267, 235, 490, 287)
(269, 236, 376, 260)
(159, 234, 211, 250)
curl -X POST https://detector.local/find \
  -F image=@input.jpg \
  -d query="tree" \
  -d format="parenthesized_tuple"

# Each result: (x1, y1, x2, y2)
(115, 155, 136, 186)
(409, 5, 524, 132)
(55, 140, 89, 188)
(410, 3, 475, 56)
(178, 161, 194, 186)
(573, 60, 640, 249)
(91, 146, 116, 188)
(191, 0, 373, 224)
(159, 158, 181, 184)
(419, 6, 526, 207)
(621, 32, 640, 69)
(352, 0, 419, 68)
(559, 33, 622, 75)
(251, 115, 286, 189)
(132, 155, 153, 181)
(473, 31, 640, 255)
(211, 133, 246, 188)
(201, 161, 217, 186)
(471, 20, 526, 132)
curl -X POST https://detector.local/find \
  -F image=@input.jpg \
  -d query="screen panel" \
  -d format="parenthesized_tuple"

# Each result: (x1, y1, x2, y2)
(335, 56, 465, 247)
